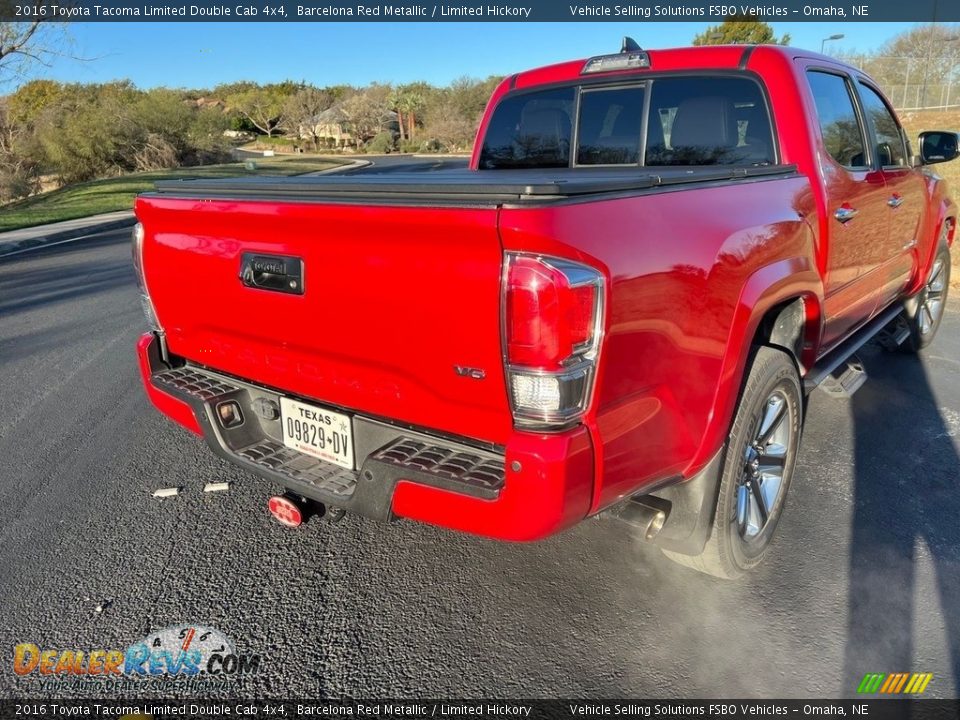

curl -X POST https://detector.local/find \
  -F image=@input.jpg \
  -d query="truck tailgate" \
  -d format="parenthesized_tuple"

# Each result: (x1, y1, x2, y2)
(135, 195, 511, 446)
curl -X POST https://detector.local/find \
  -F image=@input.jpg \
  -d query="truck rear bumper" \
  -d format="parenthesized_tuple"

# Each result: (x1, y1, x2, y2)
(137, 333, 594, 541)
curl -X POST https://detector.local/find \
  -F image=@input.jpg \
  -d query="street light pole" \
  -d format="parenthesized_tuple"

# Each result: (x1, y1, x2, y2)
(821, 34, 845, 54)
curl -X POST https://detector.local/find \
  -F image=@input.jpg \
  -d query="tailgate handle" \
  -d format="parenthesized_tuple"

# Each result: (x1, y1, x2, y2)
(239, 254, 304, 295)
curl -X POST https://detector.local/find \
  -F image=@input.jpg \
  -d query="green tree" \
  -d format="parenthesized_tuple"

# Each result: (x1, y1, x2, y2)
(212, 80, 258, 98)
(187, 106, 231, 161)
(227, 84, 295, 137)
(132, 89, 191, 145)
(388, 88, 406, 142)
(8, 79, 63, 125)
(692, 17, 791, 46)
(394, 84, 426, 140)
(0, 95, 41, 200)
(35, 82, 140, 182)
(446, 75, 501, 121)
(323, 84, 352, 103)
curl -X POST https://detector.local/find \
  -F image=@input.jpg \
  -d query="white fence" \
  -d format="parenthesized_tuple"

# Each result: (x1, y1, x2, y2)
(837, 55, 960, 111)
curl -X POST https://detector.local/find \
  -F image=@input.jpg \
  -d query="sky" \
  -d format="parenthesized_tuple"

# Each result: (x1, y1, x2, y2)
(12, 22, 926, 91)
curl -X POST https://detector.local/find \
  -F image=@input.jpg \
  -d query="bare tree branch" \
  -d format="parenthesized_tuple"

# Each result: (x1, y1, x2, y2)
(0, 18, 80, 85)
(0, 20, 43, 62)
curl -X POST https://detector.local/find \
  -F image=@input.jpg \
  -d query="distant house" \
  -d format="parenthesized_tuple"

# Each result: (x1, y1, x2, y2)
(301, 106, 353, 148)
(299, 105, 400, 148)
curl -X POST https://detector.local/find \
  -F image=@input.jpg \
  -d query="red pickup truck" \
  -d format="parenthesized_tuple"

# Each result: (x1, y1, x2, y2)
(134, 42, 957, 578)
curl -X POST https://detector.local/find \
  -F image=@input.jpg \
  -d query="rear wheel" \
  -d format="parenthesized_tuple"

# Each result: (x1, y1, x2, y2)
(663, 346, 802, 579)
(901, 241, 951, 353)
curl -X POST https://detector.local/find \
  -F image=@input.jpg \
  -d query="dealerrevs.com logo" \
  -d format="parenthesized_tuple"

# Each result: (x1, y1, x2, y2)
(12, 625, 261, 690)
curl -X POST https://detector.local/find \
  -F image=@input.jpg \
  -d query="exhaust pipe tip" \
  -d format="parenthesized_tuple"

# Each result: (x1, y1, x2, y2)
(608, 496, 670, 540)
(645, 508, 667, 540)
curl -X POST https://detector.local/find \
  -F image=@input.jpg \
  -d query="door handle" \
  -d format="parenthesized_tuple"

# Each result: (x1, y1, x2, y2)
(239, 253, 304, 295)
(887, 194, 904, 209)
(834, 206, 859, 223)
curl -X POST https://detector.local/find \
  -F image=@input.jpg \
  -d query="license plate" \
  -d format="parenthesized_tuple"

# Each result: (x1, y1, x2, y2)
(279, 397, 355, 470)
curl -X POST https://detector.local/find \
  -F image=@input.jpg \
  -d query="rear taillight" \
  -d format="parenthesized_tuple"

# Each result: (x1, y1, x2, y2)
(131, 221, 162, 332)
(504, 254, 604, 429)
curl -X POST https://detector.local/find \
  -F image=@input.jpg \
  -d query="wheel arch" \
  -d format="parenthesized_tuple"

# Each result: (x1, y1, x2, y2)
(909, 177, 957, 296)
(683, 257, 823, 478)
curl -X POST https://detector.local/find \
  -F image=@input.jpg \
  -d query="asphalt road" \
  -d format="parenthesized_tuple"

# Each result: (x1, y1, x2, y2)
(231, 150, 471, 174)
(0, 163, 958, 700)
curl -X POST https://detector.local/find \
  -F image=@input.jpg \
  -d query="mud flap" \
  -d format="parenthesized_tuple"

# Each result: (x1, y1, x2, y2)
(647, 449, 725, 556)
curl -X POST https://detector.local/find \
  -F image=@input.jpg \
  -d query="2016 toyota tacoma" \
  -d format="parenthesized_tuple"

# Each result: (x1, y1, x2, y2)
(134, 41, 957, 577)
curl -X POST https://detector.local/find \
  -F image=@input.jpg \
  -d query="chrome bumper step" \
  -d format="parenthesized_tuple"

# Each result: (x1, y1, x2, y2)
(150, 363, 506, 514)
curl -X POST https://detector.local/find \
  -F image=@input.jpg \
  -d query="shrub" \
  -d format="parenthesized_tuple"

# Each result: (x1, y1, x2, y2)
(419, 138, 447, 153)
(0, 166, 40, 202)
(366, 131, 396, 154)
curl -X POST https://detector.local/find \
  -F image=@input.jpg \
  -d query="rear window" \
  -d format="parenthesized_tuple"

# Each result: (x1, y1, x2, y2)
(576, 86, 645, 165)
(646, 77, 774, 166)
(477, 87, 575, 169)
(478, 75, 775, 169)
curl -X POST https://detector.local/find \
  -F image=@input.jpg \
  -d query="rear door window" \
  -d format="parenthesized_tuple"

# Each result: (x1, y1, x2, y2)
(477, 88, 575, 169)
(644, 77, 774, 166)
(857, 82, 909, 167)
(576, 86, 645, 166)
(806, 71, 868, 169)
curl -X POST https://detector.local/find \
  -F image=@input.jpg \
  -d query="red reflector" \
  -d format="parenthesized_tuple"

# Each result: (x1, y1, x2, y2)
(506, 256, 598, 369)
(268, 495, 303, 528)
(569, 283, 597, 348)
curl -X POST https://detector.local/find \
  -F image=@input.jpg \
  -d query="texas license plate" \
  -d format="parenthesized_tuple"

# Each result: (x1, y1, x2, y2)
(279, 397, 355, 470)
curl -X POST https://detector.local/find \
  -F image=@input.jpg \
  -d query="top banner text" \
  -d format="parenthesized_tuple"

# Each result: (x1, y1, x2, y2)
(1, 0, 958, 22)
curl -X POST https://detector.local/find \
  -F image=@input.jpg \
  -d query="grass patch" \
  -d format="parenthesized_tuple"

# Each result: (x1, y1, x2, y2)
(900, 109, 960, 189)
(899, 109, 960, 286)
(0, 156, 346, 233)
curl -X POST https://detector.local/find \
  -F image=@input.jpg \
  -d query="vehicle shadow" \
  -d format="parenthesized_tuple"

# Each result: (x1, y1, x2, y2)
(0, 260, 134, 318)
(843, 344, 960, 696)
(0, 227, 131, 266)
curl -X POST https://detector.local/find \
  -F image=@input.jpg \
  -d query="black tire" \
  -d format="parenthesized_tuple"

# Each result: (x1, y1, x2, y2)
(901, 240, 951, 353)
(663, 346, 803, 579)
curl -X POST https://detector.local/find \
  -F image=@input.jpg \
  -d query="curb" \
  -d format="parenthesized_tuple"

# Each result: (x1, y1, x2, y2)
(0, 213, 137, 260)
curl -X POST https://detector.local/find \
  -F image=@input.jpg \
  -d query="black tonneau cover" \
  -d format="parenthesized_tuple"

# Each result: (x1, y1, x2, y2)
(150, 165, 797, 204)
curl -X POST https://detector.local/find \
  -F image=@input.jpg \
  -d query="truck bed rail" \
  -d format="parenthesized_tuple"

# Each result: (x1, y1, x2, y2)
(150, 165, 799, 205)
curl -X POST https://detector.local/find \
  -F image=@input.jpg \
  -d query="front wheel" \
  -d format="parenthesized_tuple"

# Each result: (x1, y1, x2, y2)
(901, 241, 951, 353)
(663, 346, 803, 579)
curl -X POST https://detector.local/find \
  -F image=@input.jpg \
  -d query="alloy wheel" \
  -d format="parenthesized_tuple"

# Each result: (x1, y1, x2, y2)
(918, 258, 946, 336)
(736, 391, 792, 540)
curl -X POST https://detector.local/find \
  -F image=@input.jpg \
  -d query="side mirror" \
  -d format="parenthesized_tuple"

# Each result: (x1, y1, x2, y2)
(918, 131, 960, 165)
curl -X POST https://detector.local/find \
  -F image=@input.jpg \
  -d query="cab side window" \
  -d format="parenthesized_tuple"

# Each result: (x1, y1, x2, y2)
(858, 82, 909, 167)
(478, 88, 575, 169)
(807, 71, 868, 169)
